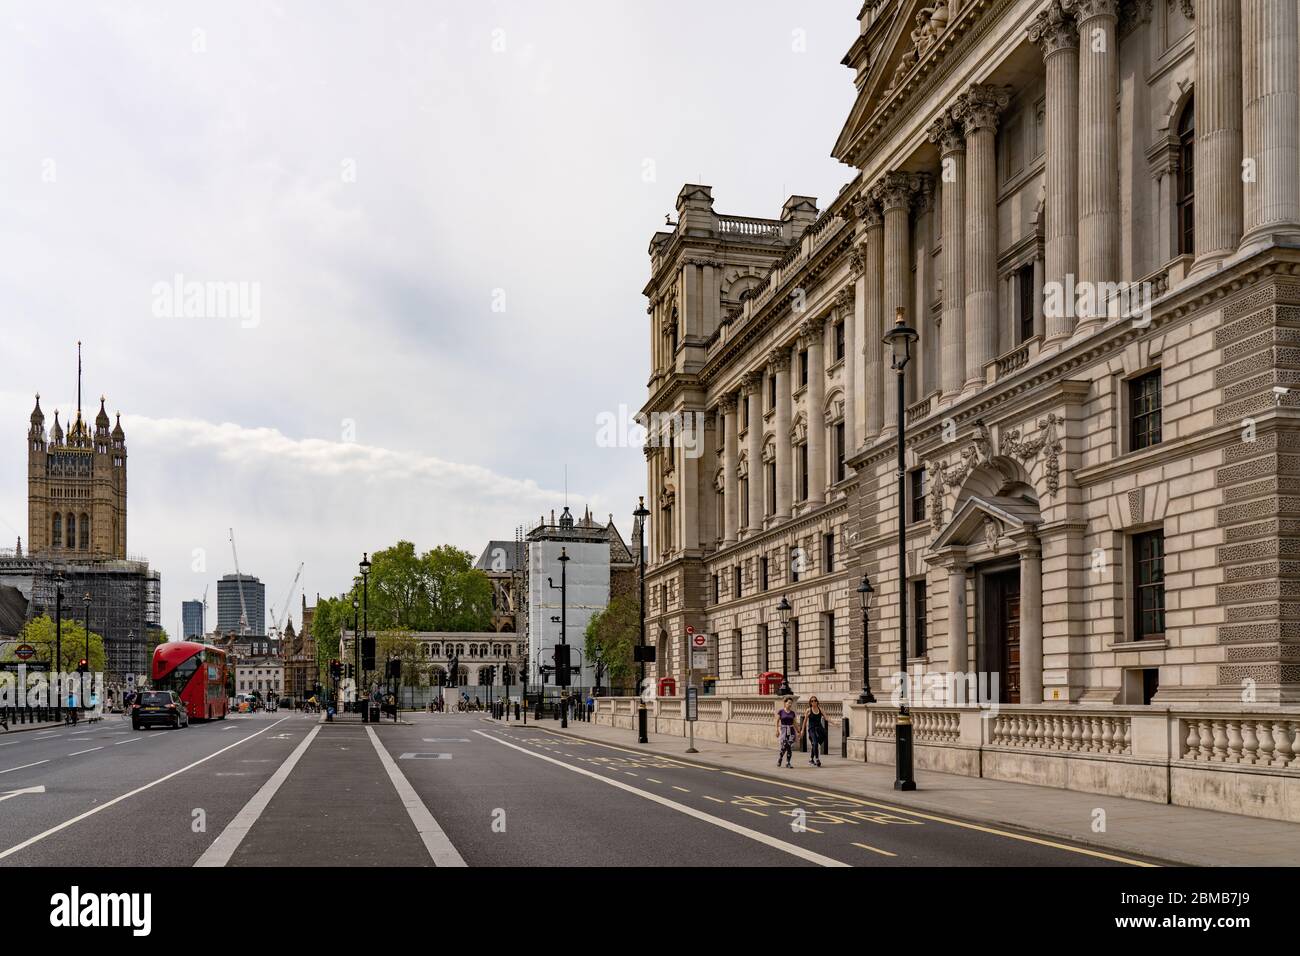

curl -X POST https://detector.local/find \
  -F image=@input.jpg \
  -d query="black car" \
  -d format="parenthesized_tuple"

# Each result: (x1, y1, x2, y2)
(132, 690, 190, 730)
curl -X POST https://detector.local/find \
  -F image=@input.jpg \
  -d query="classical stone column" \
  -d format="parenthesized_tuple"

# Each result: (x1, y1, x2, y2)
(744, 372, 764, 533)
(879, 172, 915, 432)
(1029, 2, 1079, 342)
(927, 110, 966, 403)
(913, 176, 936, 400)
(771, 347, 793, 519)
(1192, 0, 1244, 271)
(958, 85, 1009, 390)
(856, 197, 884, 440)
(1019, 539, 1044, 705)
(1064, 0, 1119, 319)
(645, 445, 660, 557)
(719, 393, 738, 545)
(1241, 0, 1300, 247)
(840, 277, 859, 454)
(802, 316, 827, 505)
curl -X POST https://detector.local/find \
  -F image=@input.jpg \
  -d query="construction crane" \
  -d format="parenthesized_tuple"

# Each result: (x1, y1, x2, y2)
(270, 562, 304, 640)
(201, 584, 209, 636)
(228, 528, 250, 636)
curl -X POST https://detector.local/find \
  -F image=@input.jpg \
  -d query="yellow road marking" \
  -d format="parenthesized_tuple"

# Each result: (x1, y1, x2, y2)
(740, 807, 767, 817)
(853, 842, 897, 858)
(703, 795, 726, 803)
(532, 726, 1156, 868)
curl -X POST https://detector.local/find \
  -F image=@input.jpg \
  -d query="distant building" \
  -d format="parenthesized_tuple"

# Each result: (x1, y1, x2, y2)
(181, 599, 204, 639)
(234, 654, 282, 698)
(217, 573, 265, 635)
(283, 593, 319, 701)
(474, 538, 525, 633)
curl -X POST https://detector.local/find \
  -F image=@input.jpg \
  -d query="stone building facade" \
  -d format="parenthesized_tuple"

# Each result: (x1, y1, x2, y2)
(643, 0, 1300, 710)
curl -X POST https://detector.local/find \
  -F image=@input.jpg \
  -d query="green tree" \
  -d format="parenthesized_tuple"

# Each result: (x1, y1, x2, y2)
(584, 595, 640, 689)
(423, 545, 492, 631)
(3, 615, 107, 673)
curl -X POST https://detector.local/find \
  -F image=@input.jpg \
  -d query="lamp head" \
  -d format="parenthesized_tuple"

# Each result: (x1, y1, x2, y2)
(776, 595, 792, 625)
(359, 552, 371, 573)
(633, 495, 649, 520)
(857, 574, 874, 611)
(883, 307, 918, 371)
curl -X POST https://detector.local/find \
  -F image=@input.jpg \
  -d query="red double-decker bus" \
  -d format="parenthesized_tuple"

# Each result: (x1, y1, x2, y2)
(152, 641, 229, 721)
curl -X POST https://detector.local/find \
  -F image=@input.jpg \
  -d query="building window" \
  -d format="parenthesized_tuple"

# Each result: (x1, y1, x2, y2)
(823, 532, 835, 573)
(834, 321, 845, 362)
(52, 513, 61, 548)
(760, 556, 769, 592)
(791, 619, 800, 672)
(731, 630, 743, 678)
(834, 421, 846, 483)
(768, 374, 777, 410)
(766, 461, 776, 515)
(716, 487, 725, 537)
(733, 564, 743, 599)
(798, 349, 809, 388)
(797, 443, 809, 501)
(791, 545, 801, 584)
(758, 623, 769, 672)
(825, 612, 836, 669)
(1177, 98, 1195, 257)
(1017, 262, 1035, 343)
(912, 580, 928, 657)
(712, 573, 719, 605)
(1133, 530, 1165, 641)
(1129, 371, 1163, 452)
(79, 513, 89, 550)
(66, 513, 75, 549)
(909, 467, 927, 524)
(740, 477, 749, 522)
(742, 394, 749, 430)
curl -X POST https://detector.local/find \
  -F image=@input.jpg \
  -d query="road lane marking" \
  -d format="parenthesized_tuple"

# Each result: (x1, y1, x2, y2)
(0, 717, 289, 863)
(113, 738, 142, 746)
(740, 808, 767, 817)
(0, 760, 49, 775)
(366, 727, 466, 868)
(68, 747, 103, 756)
(0, 785, 46, 802)
(34, 734, 61, 740)
(535, 728, 1156, 868)
(647, 778, 662, 784)
(673, 786, 690, 793)
(476, 731, 847, 868)
(853, 841, 898, 857)
(703, 795, 726, 803)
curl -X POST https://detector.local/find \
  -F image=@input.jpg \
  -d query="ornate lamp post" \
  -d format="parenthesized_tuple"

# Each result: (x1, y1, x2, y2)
(633, 496, 650, 744)
(857, 575, 876, 704)
(54, 571, 64, 720)
(883, 306, 919, 791)
(351, 597, 359, 711)
(359, 553, 371, 700)
(557, 547, 569, 729)
(776, 596, 793, 697)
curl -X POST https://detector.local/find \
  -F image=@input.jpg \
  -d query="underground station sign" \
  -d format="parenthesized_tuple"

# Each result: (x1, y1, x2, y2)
(15, 643, 35, 661)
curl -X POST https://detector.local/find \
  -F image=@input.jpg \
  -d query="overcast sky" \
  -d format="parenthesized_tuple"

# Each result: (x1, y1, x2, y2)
(0, 0, 859, 636)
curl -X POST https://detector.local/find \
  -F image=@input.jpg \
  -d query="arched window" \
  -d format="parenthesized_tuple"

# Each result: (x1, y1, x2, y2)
(52, 513, 62, 548)
(1177, 97, 1195, 256)
(431, 643, 441, 657)
(66, 513, 75, 548)
(79, 513, 89, 550)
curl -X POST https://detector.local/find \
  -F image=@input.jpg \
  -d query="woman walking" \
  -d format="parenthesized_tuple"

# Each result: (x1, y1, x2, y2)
(775, 696, 797, 768)
(799, 696, 828, 767)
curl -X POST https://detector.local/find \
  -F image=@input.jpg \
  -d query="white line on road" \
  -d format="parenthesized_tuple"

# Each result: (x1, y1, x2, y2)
(0, 785, 45, 802)
(0, 760, 49, 775)
(0, 717, 290, 863)
(192, 724, 323, 867)
(113, 738, 142, 746)
(475, 731, 847, 868)
(68, 747, 103, 756)
(367, 727, 466, 868)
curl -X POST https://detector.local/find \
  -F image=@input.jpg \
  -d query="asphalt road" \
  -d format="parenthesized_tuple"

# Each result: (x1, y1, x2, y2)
(0, 711, 1164, 867)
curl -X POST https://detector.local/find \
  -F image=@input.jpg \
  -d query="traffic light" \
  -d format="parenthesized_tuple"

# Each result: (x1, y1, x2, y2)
(553, 644, 571, 686)
(486, 665, 496, 684)
(329, 660, 342, 680)
(345, 663, 354, 680)
(77, 658, 88, 674)
(361, 636, 376, 671)
(387, 658, 401, 680)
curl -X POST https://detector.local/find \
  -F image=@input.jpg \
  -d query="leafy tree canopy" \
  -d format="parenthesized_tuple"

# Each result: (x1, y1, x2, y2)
(584, 595, 640, 687)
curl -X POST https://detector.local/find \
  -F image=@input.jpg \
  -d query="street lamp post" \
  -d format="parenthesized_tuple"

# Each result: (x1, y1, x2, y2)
(83, 592, 91, 714)
(359, 553, 371, 706)
(883, 306, 919, 791)
(776, 596, 793, 697)
(54, 571, 64, 720)
(351, 597, 359, 711)
(557, 547, 569, 729)
(633, 497, 649, 744)
(857, 575, 876, 704)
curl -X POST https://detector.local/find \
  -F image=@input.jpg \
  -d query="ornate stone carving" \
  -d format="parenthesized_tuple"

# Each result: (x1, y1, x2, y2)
(954, 84, 1012, 134)
(761, 441, 777, 465)
(824, 397, 845, 426)
(848, 245, 866, 279)
(1027, 1, 1079, 56)
(741, 369, 764, 393)
(925, 109, 966, 155)
(1000, 412, 1065, 495)
(877, 171, 919, 212)
(768, 347, 791, 372)
(799, 314, 826, 341)
(1179, 0, 1194, 19)
(790, 413, 808, 443)
(1062, 0, 1119, 21)
(984, 517, 1001, 552)
(717, 393, 737, 415)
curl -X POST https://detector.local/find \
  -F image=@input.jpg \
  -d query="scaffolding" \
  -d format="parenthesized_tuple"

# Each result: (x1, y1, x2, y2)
(0, 550, 162, 681)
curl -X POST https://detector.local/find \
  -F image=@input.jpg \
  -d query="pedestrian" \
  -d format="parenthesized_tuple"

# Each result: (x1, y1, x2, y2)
(799, 696, 827, 767)
(587, 694, 594, 720)
(775, 696, 797, 768)
(66, 688, 79, 726)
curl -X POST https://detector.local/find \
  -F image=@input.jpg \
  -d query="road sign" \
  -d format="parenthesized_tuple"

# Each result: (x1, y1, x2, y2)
(15, 643, 34, 661)
(692, 650, 708, 670)
(685, 686, 698, 721)
(686, 625, 694, 635)
(692, 633, 706, 648)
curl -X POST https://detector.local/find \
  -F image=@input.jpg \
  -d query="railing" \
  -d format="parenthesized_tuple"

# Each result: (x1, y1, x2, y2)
(906, 393, 935, 426)
(730, 698, 778, 724)
(868, 707, 960, 743)
(989, 711, 1131, 755)
(1179, 716, 1300, 768)
(698, 698, 724, 720)
(995, 341, 1032, 378)
(716, 215, 783, 241)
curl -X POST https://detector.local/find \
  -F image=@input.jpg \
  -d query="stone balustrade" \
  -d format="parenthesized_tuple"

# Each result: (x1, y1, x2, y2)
(989, 710, 1131, 755)
(1179, 715, 1300, 768)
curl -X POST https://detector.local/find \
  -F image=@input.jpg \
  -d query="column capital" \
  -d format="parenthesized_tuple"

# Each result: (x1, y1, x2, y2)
(876, 171, 919, 212)
(925, 545, 969, 571)
(1061, 0, 1118, 23)
(955, 84, 1012, 135)
(835, 284, 855, 312)
(799, 314, 827, 340)
(717, 393, 737, 414)
(767, 346, 791, 373)
(926, 109, 966, 155)
(848, 241, 869, 278)
(1027, 1, 1078, 57)
(741, 369, 764, 393)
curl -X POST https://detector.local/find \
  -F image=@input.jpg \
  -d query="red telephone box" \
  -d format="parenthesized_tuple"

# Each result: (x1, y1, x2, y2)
(658, 676, 677, 697)
(758, 671, 784, 695)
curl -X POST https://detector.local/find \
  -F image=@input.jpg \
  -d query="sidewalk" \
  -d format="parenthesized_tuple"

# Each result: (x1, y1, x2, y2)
(532, 718, 1300, 867)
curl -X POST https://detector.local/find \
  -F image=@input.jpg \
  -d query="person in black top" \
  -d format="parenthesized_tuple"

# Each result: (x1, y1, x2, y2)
(799, 696, 828, 767)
